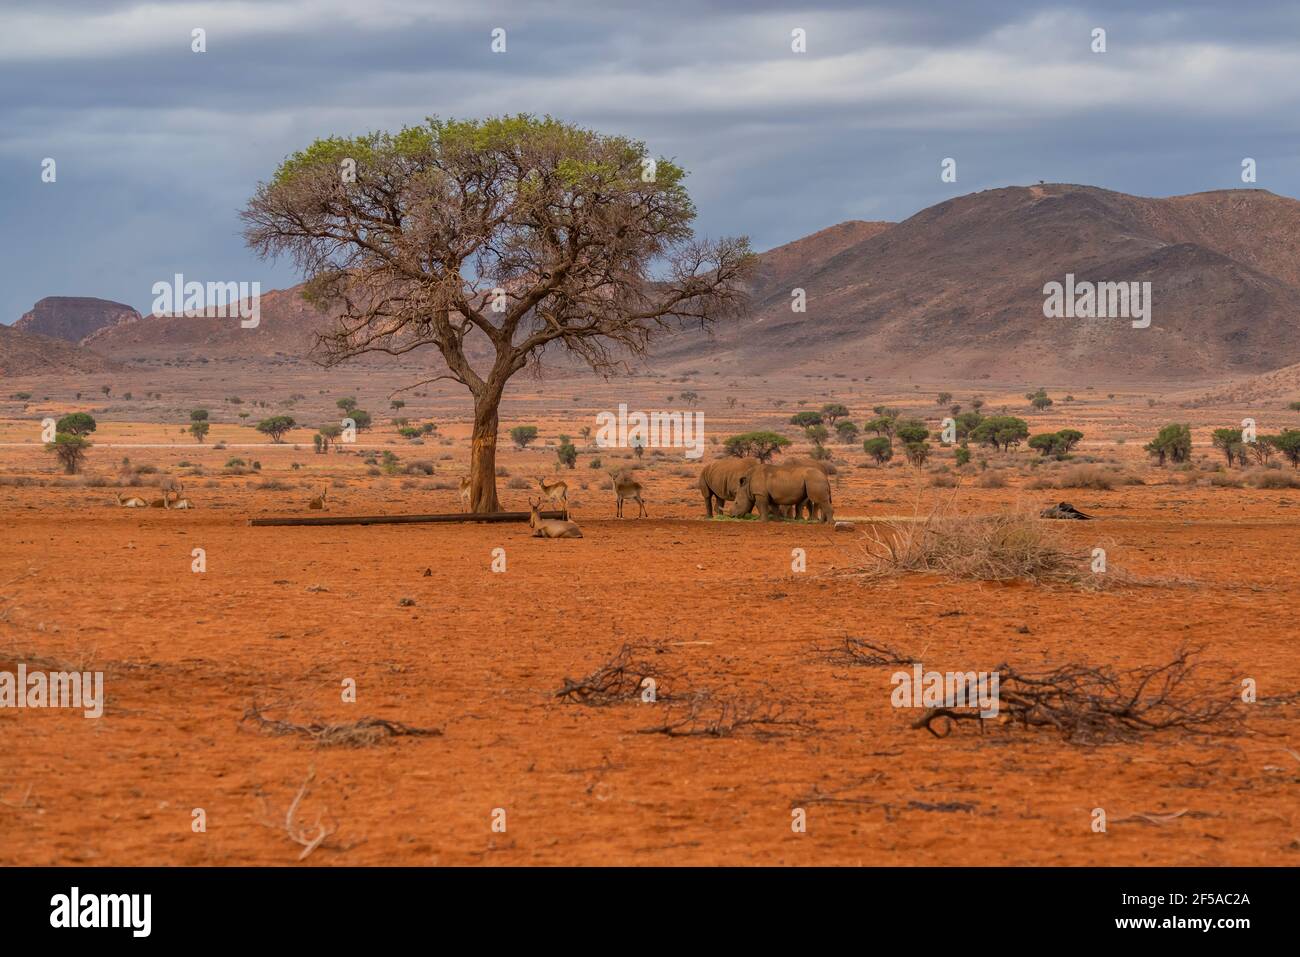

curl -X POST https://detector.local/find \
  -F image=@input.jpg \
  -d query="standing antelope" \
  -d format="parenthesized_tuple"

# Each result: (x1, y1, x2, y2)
(307, 486, 328, 510)
(536, 477, 569, 518)
(115, 492, 148, 508)
(458, 475, 472, 512)
(609, 469, 647, 519)
(528, 497, 583, 538)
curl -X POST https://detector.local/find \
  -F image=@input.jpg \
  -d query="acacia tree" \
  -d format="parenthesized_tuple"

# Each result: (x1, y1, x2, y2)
(243, 115, 753, 511)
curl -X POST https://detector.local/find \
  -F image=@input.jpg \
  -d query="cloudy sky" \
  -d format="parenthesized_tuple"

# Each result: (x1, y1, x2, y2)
(3, 0, 1300, 324)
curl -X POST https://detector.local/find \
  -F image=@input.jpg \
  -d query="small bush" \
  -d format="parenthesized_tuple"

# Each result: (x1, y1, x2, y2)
(1246, 470, 1300, 489)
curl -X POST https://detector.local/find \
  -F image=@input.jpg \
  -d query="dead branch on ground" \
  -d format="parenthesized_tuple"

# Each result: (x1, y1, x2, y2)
(242, 700, 442, 747)
(554, 643, 672, 705)
(638, 690, 815, 738)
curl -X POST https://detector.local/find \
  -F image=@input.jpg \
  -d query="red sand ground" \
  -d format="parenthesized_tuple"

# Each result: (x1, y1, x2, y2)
(1, 375, 1298, 864)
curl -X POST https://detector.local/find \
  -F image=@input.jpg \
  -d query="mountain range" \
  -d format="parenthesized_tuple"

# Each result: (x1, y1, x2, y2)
(5, 184, 1299, 383)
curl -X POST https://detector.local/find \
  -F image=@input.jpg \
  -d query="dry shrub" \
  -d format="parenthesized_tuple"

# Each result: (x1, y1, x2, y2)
(929, 472, 959, 488)
(506, 477, 530, 490)
(637, 690, 813, 738)
(976, 471, 1007, 488)
(1207, 472, 1243, 488)
(852, 501, 1124, 589)
(1246, 469, 1300, 489)
(1055, 465, 1141, 490)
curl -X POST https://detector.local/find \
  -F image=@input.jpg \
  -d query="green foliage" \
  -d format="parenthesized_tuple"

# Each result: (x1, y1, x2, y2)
(863, 436, 893, 464)
(904, 441, 930, 466)
(1211, 427, 1245, 467)
(724, 431, 791, 463)
(789, 410, 823, 428)
(971, 416, 1029, 451)
(936, 392, 953, 406)
(954, 445, 972, 467)
(1271, 429, 1300, 468)
(819, 403, 849, 425)
(954, 411, 984, 441)
(256, 415, 296, 442)
(556, 435, 578, 468)
(1144, 423, 1192, 466)
(56, 412, 96, 436)
(864, 415, 896, 437)
(894, 419, 930, 444)
(189, 421, 210, 443)
(190, 408, 209, 421)
(1026, 388, 1053, 411)
(510, 425, 539, 449)
(336, 396, 358, 412)
(835, 420, 860, 443)
(347, 409, 372, 431)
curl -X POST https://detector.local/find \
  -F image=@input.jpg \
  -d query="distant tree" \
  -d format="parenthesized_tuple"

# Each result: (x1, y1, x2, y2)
(954, 445, 972, 467)
(579, 426, 592, 442)
(189, 421, 210, 443)
(805, 424, 829, 456)
(100, 385, 111, 396)
(256, 415, 296, 443)
(971, 416, 1029, 452)
(46, 433, 90, 474)
(56, 412, 97, 436)
(864, 415, 897, 438)
(835, 420, 860, 444)
(510, 425, 539, 449)
(1212, 428, 1245, 467)
(954, 411, 984, 441)
(970, 397, 985, 412)
(894, 419, 929, 445)
(863, 436, 893, 464)
(904, 441, 930, 466)
(790, 410, 823, 428)
(1288, 401, 1300, 412)
(312, 433, 324, 454)
(318, 424, 342, 452)
(1144, 423, 1192, 466)
(348, 409, 373, 432)
(556, 435, 578, 468)
(724, 431, 791, 463)
(1026, 388, 1053, 411)
(679, 391, 701, 407)
(190, 408, 209, 422)
(337, 397, 358, 413)
(936, 392, 953, 406)
(1250, 436, 1279, 466)
(390, 399, 405, 412)
(820, 403, 849, 426)
(1056, 428, 1084, 452)
(1272, 429, 1300, 468)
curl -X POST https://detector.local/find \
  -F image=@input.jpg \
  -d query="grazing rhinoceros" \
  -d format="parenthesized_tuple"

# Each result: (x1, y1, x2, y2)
(698, 458, 759, 517)
(729, 462, 834, 523)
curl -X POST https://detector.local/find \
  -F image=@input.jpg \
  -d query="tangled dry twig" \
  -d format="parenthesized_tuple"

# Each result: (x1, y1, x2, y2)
(911, 646, 1240, 743)
(638, 691, 815, 738)
(242, 700, 442, 747)
(554, 643, 671, 705)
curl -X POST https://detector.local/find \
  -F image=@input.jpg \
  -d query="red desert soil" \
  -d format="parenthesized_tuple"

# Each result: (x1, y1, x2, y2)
(1, 374, 1298, 865)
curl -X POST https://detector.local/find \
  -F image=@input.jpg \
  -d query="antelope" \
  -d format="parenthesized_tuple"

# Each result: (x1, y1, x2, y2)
(116, 492, 148, 508)
(528, 497, 583, 539)
(307, 485, 328, 510)
(609, 469, 647, 519)
(170, 494, 195, 509)
(458, 475, 472, 512)
(536, 476, 569, 518)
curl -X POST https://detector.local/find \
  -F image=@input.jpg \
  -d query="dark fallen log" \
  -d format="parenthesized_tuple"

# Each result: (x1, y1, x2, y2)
(249, 510, 566, 527)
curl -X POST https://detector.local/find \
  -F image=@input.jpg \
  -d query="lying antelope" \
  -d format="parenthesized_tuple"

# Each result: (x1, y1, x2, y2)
(528, 496, 583, 538)
(116, 492, 148, 508)
(458, 475, 472, 512)
(609, 469, 647, 519)
(536, 476, 569, 518)
(307, 486, 328, 510)
(170, 494, 195, 509)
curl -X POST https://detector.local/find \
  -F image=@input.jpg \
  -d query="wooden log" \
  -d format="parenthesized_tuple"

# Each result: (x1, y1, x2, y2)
(249, 510, 567, 528)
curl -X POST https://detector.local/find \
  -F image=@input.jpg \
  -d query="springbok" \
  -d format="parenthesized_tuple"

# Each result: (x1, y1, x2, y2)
(536, 476, 569, 518)
(170, 494, 195, 509)
(458, 475, 472, 512)
(307, 486, 328, 510)
(115, 492, 148, 508)
(528, 497, 583, 538)
(609, 469, 647, 519)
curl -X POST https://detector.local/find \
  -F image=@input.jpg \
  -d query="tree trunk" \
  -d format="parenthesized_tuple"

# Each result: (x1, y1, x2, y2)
(469, 390, 503, 513)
